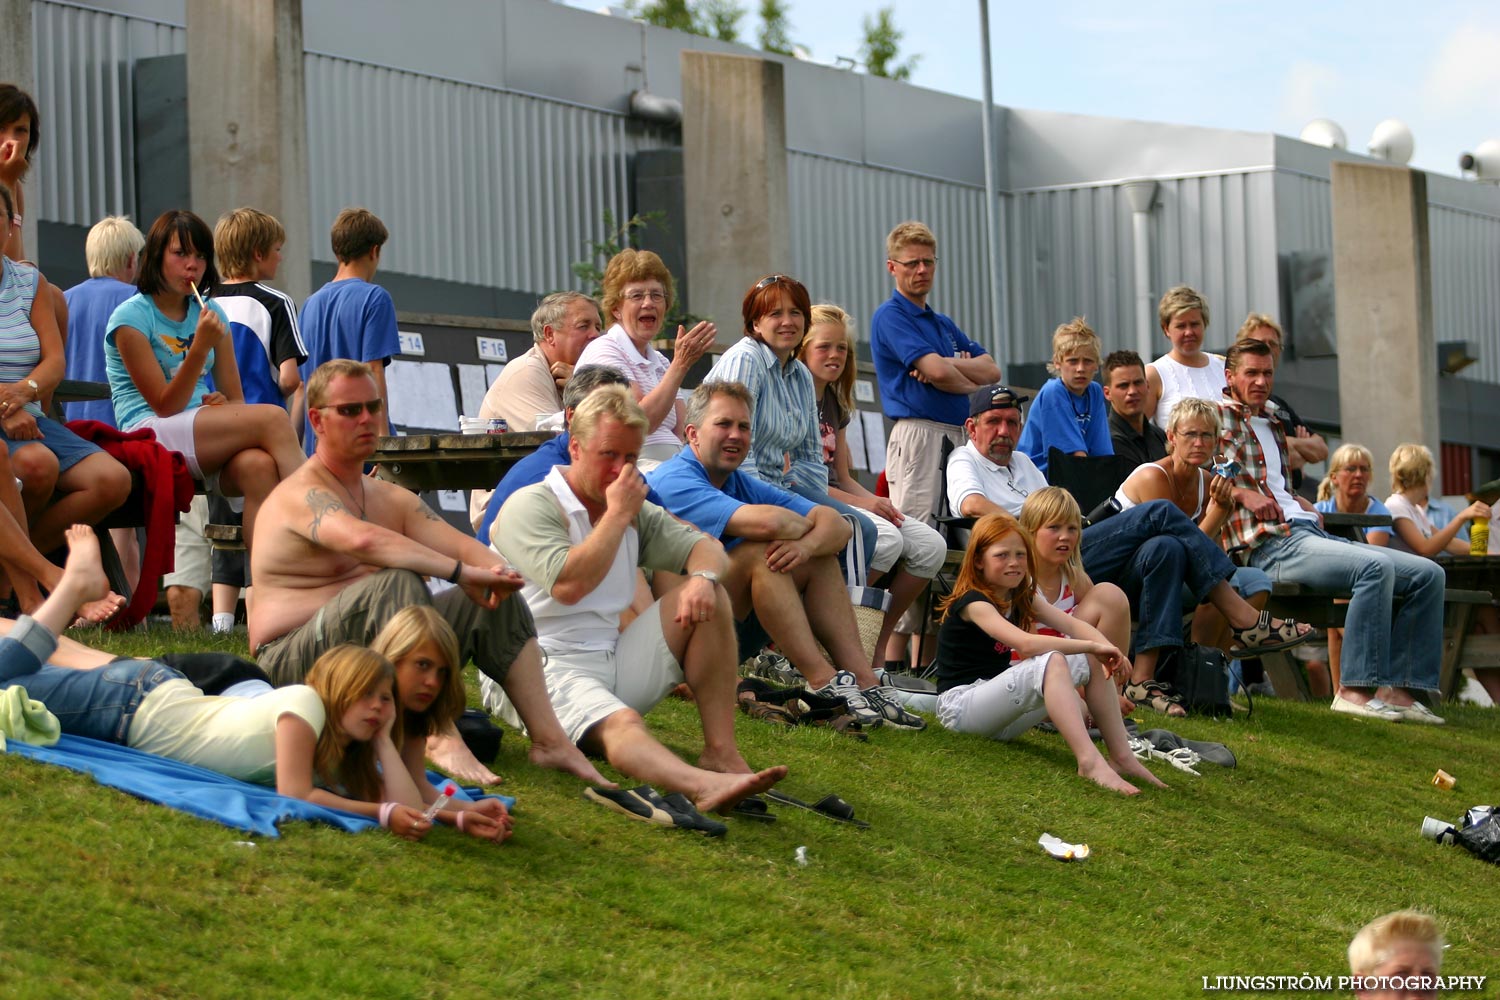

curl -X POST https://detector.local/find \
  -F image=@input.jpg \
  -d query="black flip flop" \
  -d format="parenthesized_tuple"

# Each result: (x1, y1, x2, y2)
(582, 786, 674, 827)
(764, 789, 869, 829)
(656, 792, 728, 837)
(731, 796, 777, 823)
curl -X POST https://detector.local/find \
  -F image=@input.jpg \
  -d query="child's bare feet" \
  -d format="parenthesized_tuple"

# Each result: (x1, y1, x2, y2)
(1079, 757, 1141, 795)
(73, 592, 127, 627)
(1110, 754, 1169, 789)
(59, 525, 109, 607)
(426, 731, 504, 786)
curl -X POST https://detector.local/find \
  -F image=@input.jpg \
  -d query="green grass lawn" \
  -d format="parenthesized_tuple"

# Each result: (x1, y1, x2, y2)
(3, 625, 1499, 999)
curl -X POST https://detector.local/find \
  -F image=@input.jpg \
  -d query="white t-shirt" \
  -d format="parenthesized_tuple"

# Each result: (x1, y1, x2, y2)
(129, 680, 325, 784)
(1383, 493, 1436, 556)
(574, 324, 679, 451)
(945, 441, 1048, 517)
(1250, 416, 1316, 524)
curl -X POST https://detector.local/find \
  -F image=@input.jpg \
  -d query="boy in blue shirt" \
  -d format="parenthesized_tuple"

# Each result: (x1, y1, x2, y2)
(1017, 317, 1114, 473)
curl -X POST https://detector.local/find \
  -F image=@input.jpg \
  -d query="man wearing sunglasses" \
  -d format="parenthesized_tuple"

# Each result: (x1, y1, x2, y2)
(248, 359, 613, 788)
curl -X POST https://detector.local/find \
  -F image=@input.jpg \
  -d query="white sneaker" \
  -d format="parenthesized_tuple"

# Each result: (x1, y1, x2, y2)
(811, 670, 884, 729)
(1330, 694, 1403, 722)
(1394, 701, 1446, 726)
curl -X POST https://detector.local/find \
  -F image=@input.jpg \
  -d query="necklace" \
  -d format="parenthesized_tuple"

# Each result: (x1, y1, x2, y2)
(1166, 460, 1199, 513)
(314, 453, 367, 520)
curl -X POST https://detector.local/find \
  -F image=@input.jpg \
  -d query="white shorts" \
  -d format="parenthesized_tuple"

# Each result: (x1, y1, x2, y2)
(870, 511, 948, 577)
(133, 409, 207, 481)
(486, 601, 681, 744)
(936, 651, 1090, 742)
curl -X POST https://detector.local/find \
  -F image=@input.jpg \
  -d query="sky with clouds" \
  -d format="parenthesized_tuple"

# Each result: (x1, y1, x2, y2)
(572, 1, 1499, 176)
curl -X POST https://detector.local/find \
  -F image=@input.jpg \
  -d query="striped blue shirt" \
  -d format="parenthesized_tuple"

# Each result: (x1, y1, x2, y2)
(704, 336, 827, 493)
(0, 258, 43, 418)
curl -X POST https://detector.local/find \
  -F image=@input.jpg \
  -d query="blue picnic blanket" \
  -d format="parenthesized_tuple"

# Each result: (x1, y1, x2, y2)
(5, 734, 515, 838)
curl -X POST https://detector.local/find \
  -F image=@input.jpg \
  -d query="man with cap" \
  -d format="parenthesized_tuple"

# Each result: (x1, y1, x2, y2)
(946, 384, 1045, 518)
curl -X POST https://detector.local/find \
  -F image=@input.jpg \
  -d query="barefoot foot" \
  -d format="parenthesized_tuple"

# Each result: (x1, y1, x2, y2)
(1079, 758, 1141, 795)
(59, 526, 110, 606)
(529, 739, 615, 787)
(426, 732, 504, 786)
(74, 592, 126, 626)
(1110, 755, 1169, 789)
(695, 765, 788, 815)
(697, 748, 752, 775)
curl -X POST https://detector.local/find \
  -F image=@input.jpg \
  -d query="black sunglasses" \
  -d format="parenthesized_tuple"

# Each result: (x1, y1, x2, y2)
(320, 399, 384, 418)
(755, 274, 792, 290)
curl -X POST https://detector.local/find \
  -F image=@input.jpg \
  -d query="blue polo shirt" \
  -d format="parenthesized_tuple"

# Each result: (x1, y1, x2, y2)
(477, 432, 666, 546)
(646, 447, 817, 547)
(868, 288, 988, 425)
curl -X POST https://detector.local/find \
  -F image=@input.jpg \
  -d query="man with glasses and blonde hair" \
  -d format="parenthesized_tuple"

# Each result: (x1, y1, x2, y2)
(248, 358, 613, 788)
(870, 221, 1001, 528)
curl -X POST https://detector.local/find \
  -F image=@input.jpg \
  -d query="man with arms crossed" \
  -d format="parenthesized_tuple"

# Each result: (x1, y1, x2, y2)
(493, 386, 786, 812)
(249, 359, 608, 785)
(650, 381, 926, 730)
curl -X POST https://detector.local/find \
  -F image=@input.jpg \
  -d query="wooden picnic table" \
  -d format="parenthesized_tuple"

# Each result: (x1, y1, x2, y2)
(1437, 555, 1500, 702)
(1320, 510, 1391, 540)
(369, 431, 556, 492)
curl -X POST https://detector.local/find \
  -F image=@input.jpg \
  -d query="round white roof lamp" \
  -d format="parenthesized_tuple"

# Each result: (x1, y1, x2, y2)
(1300, 119, 1348, 149)
(1458, 138, 1500, 182)
(1368, 119, 1415, 165)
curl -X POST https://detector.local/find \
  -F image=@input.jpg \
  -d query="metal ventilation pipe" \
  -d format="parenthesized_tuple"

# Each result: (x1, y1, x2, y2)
(1122, 179, 1159, 358)
(629, 90, 683, 126)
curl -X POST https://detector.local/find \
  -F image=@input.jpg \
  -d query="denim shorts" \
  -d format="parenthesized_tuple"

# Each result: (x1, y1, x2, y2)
(1, 414, 106, 473)
(12, 658, 185, 745)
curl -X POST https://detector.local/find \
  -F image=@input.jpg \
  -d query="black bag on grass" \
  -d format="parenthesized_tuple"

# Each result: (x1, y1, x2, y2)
(1456, 806, 1500, 865)
(456, 709, 503, 763)
(1155, 643, 1232, 718)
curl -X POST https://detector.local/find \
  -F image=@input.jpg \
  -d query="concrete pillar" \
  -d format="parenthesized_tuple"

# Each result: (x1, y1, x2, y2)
(186, 0, 311, 304)
(0, 0, 36, 261)
(681, 52, 790, 344)
(1331, 162, 1440, 489)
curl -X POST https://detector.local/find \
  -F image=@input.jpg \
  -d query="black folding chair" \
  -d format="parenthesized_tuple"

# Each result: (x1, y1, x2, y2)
(1045, 448, 1135, 523)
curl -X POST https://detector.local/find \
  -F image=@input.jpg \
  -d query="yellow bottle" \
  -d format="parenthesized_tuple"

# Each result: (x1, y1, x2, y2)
(1471, 516, 1490, 556)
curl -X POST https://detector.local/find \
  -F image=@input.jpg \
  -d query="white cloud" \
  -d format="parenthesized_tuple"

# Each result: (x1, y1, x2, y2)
(1421, 23, 1500, 114)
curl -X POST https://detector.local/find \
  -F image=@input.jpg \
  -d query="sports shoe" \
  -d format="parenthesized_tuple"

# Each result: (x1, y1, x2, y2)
(862, 684, 928, 730)
(1395, 701, 1446, 726)
(744, 650, 801, 687)
(811, 670, 884, 729)
(1330, 694, 1403, 722)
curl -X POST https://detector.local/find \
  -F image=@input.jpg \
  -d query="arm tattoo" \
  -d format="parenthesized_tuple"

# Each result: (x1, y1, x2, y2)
(306, 488, 347, 544)
(415, 497, 443, 523)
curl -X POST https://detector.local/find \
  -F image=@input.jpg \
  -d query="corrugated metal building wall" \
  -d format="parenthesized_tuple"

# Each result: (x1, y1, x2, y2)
(32, 1, 185, 227)
(303, 51, 676, 292)
(787, 150, 995, 346)
(1006, 170, 1280, 359)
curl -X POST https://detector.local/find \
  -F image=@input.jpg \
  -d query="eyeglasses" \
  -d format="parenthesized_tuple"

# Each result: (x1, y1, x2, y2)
(889, 256, 938, 270)
(623, 290, 666, 304)
(319, 399, 384, 417)
(755, 274, 792, 290)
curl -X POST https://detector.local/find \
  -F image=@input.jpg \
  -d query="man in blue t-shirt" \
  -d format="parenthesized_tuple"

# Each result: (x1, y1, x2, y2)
(297, 208, 399, 453)
(62, 216, 145, 426)
(648, 381, 926, 731)
(869, 220, 1001, 530)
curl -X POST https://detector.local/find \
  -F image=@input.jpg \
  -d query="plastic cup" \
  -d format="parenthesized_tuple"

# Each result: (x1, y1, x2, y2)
(1421, 817, 1456, 844)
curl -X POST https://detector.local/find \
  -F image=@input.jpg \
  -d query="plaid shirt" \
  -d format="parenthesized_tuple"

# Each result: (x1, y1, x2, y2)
(1214, 395, 1295, 553)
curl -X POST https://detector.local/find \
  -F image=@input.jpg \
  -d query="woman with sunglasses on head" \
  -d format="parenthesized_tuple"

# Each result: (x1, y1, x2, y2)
(104, 210, 304, 551)
(702, 274, 877, 568)
(574, 249, 717, 466)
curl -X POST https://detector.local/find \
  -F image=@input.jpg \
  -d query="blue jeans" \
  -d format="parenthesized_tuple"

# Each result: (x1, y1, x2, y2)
(1082, 500, 1237, 652)
(1247, 522, 1443, 691)
(0, 617, 184, 743)
(784, 480, 879, 570)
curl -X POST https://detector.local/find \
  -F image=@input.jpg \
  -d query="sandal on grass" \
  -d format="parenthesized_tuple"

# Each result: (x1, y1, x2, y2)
(1230, 610, 1312, 654)
(1124, 679, 1187, 718)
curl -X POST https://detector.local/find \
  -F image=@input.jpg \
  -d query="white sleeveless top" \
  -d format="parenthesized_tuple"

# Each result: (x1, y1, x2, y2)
(1151, 353, 1226, 427)
(1114, 463, 1206, 520)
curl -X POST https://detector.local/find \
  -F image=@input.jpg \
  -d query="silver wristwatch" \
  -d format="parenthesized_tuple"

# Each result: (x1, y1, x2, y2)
(689, 570, 720, 584)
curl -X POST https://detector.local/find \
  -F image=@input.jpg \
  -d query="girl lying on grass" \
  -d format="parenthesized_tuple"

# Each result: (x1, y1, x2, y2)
(933, 513, 1166, 795)
(0, 526, 506, 841)
(1018, 487, 1137, 720)
(370, 605, 513, 840)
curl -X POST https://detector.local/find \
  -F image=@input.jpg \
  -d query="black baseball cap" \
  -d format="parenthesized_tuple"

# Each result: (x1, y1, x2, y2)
(968, 384, 1029, 417)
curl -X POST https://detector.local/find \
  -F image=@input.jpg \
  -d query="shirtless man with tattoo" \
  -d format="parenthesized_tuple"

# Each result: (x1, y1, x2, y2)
(248, 359, 610, 787)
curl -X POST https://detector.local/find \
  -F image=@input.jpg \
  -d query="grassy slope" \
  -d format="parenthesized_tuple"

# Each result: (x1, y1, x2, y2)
(2, 627, 1498, 999)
